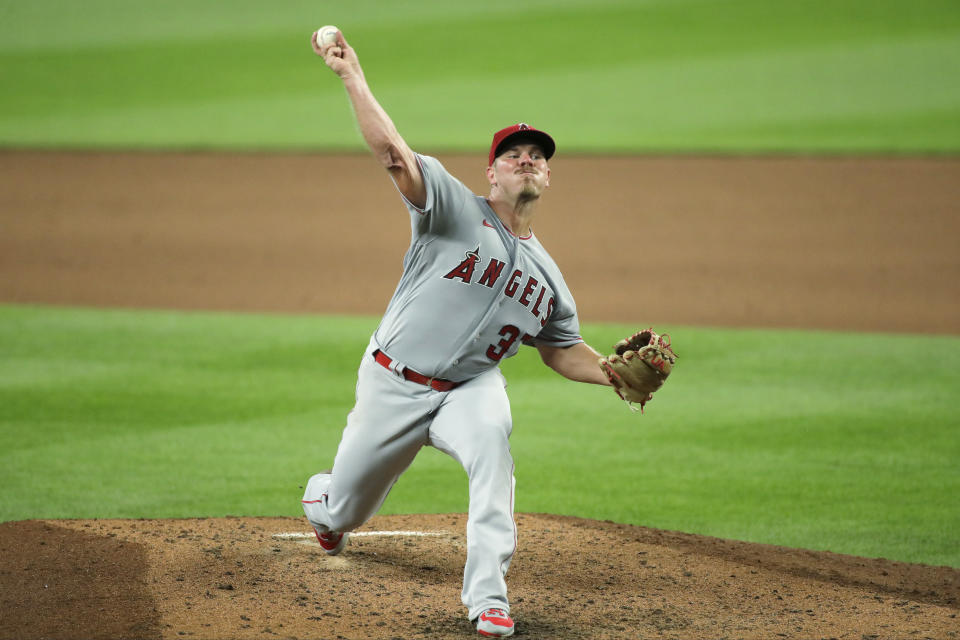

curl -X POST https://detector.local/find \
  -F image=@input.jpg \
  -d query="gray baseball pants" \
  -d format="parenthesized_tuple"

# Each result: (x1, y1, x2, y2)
(302, 343, 516, 620)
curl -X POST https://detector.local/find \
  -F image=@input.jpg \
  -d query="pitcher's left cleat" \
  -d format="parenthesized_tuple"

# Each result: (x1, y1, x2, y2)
(476, 608, 514, 637)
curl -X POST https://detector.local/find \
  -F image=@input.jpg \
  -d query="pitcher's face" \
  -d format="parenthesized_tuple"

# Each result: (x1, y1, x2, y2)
(488, 142, 551, 199)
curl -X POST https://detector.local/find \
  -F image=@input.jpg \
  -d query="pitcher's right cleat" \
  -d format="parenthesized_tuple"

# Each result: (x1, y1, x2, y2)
(476, 608, 514, 637)
(312, 527, 348, 556)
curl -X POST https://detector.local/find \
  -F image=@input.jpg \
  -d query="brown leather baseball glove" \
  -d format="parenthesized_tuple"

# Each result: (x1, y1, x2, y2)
(598, 328, 677, 412)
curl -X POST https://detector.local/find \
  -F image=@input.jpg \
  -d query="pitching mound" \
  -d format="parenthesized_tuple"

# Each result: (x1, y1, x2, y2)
(0, 514, 956, 639)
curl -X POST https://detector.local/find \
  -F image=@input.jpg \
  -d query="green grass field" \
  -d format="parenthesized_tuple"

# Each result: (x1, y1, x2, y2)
(1, 305, 957, 567)
(1, 0, 959, 152)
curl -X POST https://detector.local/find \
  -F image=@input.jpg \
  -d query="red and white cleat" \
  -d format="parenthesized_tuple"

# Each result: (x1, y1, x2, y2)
(476, 608, 514, 637)
(312, 527, 348, 556)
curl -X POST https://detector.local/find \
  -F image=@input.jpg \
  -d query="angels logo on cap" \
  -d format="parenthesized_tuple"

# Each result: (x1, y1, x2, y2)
(488, 123, 556, 166)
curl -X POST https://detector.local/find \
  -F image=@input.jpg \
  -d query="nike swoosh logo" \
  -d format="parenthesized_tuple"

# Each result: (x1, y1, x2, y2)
(480, 611, 511, 624)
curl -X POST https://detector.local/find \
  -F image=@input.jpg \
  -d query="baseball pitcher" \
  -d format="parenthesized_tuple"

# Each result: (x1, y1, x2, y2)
(301, 28, 675, 638)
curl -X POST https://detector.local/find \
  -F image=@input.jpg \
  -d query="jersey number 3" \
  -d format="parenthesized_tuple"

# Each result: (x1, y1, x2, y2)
(486, 324, 533, 362)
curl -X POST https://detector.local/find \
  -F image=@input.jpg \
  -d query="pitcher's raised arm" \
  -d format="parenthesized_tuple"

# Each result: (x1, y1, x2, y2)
(310, 28, 426, 209)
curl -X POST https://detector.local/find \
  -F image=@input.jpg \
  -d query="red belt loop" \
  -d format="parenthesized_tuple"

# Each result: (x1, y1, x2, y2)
(372, 350, 459, 392)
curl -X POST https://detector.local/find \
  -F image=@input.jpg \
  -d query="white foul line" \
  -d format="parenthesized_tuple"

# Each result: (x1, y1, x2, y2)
(273, 530, 449, 540)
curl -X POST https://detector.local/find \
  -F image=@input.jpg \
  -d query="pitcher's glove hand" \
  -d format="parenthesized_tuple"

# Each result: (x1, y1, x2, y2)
(598, 328, 677, 412)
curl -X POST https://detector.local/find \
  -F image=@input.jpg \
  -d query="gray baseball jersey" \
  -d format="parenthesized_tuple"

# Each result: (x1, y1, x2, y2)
(374, 153, 583, 381)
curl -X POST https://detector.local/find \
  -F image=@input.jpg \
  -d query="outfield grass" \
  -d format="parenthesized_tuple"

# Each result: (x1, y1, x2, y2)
(1, 0, 958, 152)
(1, 305, 957, 567)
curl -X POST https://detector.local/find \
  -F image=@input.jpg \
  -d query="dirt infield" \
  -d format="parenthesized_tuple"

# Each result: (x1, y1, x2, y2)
(1, 151, 959, 639)
(2, 151, 958, 332)
(1, 515, 958, 640)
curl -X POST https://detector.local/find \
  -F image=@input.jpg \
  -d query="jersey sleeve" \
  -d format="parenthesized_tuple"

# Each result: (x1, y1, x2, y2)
(397, 154, 471, 237)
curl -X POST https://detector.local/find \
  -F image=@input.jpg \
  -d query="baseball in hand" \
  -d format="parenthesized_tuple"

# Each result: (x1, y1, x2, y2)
(317, 25, 339, 47)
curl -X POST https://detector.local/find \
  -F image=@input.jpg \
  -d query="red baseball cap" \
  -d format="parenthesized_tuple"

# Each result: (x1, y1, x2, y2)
(488, 123, 556, 166)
